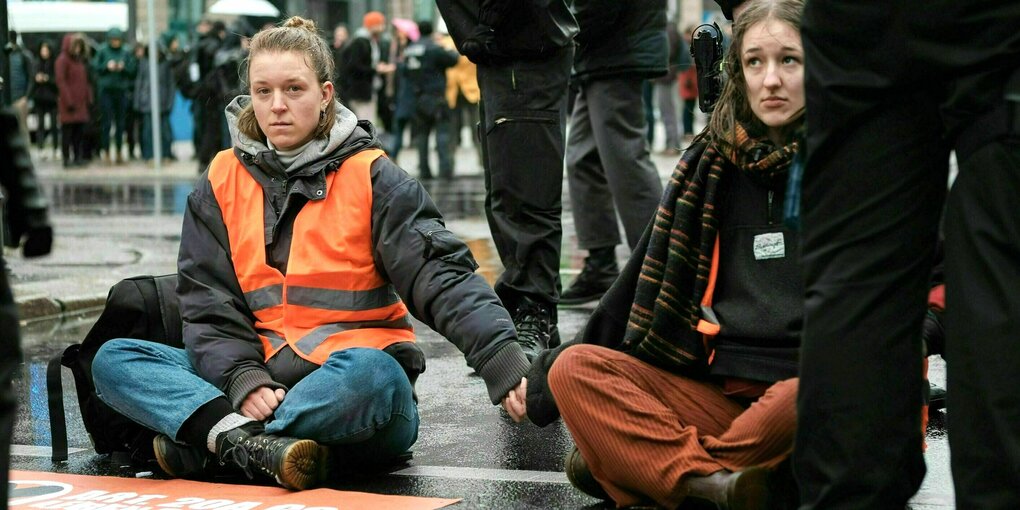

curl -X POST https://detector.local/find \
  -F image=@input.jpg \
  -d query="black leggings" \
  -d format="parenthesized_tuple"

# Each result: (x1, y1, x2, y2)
(34, 105, 59, 149)
(61, 122, 86, 163)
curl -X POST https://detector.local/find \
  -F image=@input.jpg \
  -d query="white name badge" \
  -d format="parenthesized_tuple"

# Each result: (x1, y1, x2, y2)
(753, 232, 785, 260)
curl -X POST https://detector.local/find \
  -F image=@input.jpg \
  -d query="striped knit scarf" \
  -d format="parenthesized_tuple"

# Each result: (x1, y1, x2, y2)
(624, 123, 798, 374)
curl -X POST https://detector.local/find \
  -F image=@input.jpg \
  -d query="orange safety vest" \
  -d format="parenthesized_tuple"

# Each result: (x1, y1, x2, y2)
(208, 148, 415, 365)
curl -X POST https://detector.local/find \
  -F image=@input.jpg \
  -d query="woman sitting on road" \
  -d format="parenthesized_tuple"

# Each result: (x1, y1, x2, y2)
(92, 16, 531, 491)
(505, 0, 807, 507)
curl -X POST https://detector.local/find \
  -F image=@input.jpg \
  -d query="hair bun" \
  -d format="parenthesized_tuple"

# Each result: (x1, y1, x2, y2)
(283, 16, 317, 32)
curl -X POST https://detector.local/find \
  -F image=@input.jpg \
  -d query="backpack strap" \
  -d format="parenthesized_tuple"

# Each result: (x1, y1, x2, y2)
(153, 274, 182, 347)
(47, 350, 69, 462)
(133, 276, 167, 343)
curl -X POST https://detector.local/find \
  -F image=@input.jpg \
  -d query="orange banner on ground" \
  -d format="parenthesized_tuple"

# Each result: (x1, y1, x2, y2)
(9, 470, 459, 510)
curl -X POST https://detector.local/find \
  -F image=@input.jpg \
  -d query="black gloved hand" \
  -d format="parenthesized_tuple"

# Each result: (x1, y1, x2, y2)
(6, 208, 53, 258)
(21, 225, 53, 258)
(461, 24, 497, 65)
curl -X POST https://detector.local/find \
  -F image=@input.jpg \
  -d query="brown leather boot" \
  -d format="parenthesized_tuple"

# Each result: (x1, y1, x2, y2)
(564, 446, 610, 501)
(684, 467, 770, 510)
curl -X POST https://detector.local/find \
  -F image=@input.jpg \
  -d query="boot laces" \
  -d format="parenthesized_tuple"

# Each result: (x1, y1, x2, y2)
(220, 435, 284, 482)
(515, 303, 550, 351)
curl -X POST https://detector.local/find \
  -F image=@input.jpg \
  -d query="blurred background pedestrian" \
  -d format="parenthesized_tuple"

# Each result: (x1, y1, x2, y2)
(559, 0, 668, 306)
(91, 27, 136, 165)
(55, 33, 92, 168)
(31, 39, 59, 160)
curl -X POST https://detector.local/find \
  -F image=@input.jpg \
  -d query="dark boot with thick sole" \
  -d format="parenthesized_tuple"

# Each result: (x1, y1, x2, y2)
(560, 247, 620, 306)
(216, 427, 328, 490)
(153, 435, 210, 479)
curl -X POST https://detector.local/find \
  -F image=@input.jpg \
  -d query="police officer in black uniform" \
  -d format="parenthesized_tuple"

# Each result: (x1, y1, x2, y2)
(399, 21, 459, 180)
(436, 0, 578, 359)
(793, 2, 1020, 508)
(0, 104, 53, 505)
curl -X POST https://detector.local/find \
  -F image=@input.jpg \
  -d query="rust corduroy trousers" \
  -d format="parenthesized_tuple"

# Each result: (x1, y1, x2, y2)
(548, 344, 798, 508)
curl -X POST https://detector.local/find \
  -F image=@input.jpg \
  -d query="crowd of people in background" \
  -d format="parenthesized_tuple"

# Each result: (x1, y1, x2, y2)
(7, 12, 696, 180)
(6, 0, 1018, 507)
(5, 18, 253, 171)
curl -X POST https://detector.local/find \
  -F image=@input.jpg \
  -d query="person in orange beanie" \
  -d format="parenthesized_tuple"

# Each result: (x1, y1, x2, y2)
(337, 11, 395, 123)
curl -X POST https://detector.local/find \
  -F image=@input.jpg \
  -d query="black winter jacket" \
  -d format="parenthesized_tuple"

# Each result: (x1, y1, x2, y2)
(338, 33, 380, 102)
(31, 54, 58, 108)
(436, 0, 578, 64)
(179, 97, 531, 409)
(570, 0, 668, 83)
(402, 38, 460, 96)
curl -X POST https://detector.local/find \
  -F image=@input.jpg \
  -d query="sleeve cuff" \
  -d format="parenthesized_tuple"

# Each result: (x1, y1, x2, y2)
(226, 368, 287, 409)
(477, 342, 532, 405)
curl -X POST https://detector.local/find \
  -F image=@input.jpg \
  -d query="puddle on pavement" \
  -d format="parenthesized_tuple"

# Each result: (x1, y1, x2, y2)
(13, 310, 101, 448)
(40, 177, 492, 220)
(42, 181, 195, 216)
(36, 177, 534, 283)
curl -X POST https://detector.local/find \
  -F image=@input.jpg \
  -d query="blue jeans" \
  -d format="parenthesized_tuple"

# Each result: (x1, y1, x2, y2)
(92, 341, 418, 462)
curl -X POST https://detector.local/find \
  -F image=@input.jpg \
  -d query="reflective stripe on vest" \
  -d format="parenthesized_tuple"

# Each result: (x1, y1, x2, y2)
(208, 148, 415, 365)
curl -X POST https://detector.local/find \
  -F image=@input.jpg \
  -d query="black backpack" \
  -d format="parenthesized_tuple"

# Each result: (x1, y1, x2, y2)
(48, 274, 182, 464)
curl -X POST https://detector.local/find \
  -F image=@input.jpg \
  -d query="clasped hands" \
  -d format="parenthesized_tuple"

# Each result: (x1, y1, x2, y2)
(501, 377, 528, 423)
(241, 377, 530, 423)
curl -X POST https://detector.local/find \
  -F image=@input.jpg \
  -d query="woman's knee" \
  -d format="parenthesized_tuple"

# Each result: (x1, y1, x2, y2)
(325, 348, 414, 403)
(548, 344, 608, 401)
(92, 338, 144, 386)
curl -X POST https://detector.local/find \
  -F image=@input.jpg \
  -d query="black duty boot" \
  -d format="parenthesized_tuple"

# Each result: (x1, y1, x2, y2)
(560, 247, 620, 306)
(153, 435, 210, 479)
(564, 446, 610, 501)
(513, 296, 560, 361)
(684, 467, 771, 510)
(216, 427, 328, 490)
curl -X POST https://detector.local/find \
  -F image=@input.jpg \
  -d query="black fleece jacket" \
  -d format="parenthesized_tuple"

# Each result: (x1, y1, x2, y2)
(570, 0, 669, 84)
(526, 142, 803, 426)
(436, 0, 577, 64)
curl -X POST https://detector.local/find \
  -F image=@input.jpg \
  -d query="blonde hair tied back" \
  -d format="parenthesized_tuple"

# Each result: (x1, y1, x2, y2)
(236, 15, 338, 143)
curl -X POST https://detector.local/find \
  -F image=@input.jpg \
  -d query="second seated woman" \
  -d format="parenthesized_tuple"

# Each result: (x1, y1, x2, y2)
(514, 0, 807, 507)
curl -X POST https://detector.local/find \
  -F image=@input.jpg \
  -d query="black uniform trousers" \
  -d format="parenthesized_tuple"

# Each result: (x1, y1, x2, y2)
(0, 257, 22, 506)
(476, 47, 573, 309)
(795, 2, 1020, 509)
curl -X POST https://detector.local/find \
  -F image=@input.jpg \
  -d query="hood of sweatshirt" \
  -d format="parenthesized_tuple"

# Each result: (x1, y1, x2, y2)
(224, 95, 374, 177)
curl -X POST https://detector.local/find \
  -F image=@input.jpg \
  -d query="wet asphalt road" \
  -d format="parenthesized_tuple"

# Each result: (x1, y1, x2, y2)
(6, 141, 955, 508)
